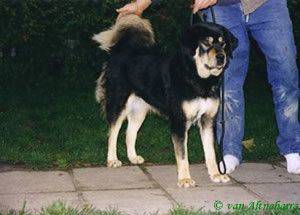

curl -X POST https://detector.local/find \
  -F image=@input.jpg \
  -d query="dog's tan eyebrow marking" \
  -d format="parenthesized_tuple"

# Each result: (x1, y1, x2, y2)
(207, 37, 214, 44)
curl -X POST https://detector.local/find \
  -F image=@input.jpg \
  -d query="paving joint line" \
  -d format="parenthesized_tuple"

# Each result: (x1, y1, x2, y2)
(0, 187, 163, 196)
(0, 191, 78, 196)
(139, 165, 178, 205)
(79, 187, 155, 192)
(237, 181, 300, 185)
(68, 170, 88, 205)
(229, 176, 269, 203)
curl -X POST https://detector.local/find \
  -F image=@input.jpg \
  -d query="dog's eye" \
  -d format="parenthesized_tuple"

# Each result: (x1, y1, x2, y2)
(218, 37, 224, 42)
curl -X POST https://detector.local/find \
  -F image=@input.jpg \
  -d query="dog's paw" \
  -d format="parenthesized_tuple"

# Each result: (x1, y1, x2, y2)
(210, 174, 230, 183)
(129, 155, 145, 165)
(177, 178, 196, 188)
(107, 160, 122, 168)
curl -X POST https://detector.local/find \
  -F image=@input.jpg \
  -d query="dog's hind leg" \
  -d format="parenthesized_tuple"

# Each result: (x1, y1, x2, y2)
(199, 113, 230, 183)
(171, 119, 195, 188)
(125, 95, 149, 165)
(107, 110, 127, 168)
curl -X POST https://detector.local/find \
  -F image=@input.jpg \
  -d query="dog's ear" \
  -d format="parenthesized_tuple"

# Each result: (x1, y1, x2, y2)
(224, 29, 238, 58)
(181, 25, 201, 57)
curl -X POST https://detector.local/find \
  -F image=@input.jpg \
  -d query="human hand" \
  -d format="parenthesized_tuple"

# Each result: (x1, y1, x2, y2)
(116, 0, 152, 19)
(192, 0, 217, 14)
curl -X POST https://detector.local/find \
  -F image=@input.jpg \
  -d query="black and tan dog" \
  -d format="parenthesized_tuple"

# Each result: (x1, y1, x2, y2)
(93, 15, 237, 188)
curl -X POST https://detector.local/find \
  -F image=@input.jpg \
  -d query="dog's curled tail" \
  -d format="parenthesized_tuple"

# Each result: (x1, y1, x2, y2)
(95, 62, 107, 114)
(92, 14, 155, 52)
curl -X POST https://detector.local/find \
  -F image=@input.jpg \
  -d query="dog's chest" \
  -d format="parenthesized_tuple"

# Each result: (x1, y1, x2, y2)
(182, 98, 219, 123)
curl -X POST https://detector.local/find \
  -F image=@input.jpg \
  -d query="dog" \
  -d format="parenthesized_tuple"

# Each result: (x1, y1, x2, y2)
(93, 14, 238, 188)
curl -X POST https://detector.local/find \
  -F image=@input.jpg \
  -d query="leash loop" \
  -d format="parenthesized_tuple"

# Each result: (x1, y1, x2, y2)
(218, 73, 227, 175)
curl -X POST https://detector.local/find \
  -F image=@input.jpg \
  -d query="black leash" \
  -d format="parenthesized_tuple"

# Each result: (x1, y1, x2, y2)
(190, 7, 227, 175)
(219, 70, 227, 175)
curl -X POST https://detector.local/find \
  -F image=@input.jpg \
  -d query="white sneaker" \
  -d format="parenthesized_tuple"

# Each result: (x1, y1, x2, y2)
(284, 153, 300, 174)
(219, 154, 240, 174)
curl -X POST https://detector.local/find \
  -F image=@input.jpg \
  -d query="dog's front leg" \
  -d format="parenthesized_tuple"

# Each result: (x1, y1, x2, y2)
(171, 121, 195, 188)
(199, 113, 230, 183)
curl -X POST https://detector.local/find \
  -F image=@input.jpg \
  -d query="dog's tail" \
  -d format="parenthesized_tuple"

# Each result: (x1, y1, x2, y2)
(92, 14, 155, 52)
(95, 63, 106, 105)
(95, 62, 109, 119)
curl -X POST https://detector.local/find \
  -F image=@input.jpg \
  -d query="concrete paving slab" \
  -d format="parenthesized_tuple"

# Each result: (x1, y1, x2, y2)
(229, 163, 293, 183)
(245, 183, 300, 203)
(0, 171, 75, 194)
(73, 166, 153, 190)
(275, 163, 300, 182)
(280, 162, 287, 167)
(168, 186, 259, 212)
(0, 192, 81, 214)
(83, 189, 173, 214)
(146, 164, 235, 189)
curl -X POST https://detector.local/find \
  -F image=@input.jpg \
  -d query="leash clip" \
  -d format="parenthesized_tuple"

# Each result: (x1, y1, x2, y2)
(190, 10, 206, 26)
(190, 7, 215, 26)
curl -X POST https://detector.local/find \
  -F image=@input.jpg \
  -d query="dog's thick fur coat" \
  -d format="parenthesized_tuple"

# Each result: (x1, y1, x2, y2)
(94, 15, 237, 187)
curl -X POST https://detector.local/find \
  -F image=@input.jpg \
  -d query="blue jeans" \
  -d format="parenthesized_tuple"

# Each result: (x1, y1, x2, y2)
(204, 0, 300, 161)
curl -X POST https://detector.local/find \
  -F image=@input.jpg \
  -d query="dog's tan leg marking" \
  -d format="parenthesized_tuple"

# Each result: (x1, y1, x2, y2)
(107, 111, 126, 168)
(126, 96, 149, 165)
(126, 115, 146, 164)
(172, 133, 195, 188)
(199, 114, 230, 183)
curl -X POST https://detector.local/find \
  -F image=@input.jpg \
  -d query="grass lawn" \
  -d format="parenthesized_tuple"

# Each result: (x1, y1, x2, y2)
(5, 201, 300, 215)
(0, 70, 280, 169)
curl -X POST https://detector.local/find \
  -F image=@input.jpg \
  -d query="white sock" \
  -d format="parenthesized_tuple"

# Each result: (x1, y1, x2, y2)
(284, 153, 300, 174)
(219, 154, 240, 174)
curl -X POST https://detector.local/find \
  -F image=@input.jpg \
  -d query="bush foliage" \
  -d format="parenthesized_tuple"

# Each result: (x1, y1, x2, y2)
(0, 0, 299, 87)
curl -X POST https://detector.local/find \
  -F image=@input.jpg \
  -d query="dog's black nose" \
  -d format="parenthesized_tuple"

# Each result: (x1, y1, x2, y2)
(216, 53, 225, 65)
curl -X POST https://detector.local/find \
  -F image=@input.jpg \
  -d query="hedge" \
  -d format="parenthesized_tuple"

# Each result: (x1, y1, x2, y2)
(0, 0, 299, 88)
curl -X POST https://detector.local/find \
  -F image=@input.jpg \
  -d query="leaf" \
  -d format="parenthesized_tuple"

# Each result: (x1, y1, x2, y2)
(242, 138, 255, 151)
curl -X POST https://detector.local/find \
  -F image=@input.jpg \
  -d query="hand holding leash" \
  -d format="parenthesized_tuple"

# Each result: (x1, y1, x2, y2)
(192, 0, 217, 13)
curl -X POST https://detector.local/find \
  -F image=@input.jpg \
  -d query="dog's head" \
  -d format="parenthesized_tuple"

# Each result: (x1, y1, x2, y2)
(181, 22, 238, 79)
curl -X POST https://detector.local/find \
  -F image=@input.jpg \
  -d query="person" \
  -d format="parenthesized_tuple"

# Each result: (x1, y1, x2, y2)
(116, 0, 300, 174)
